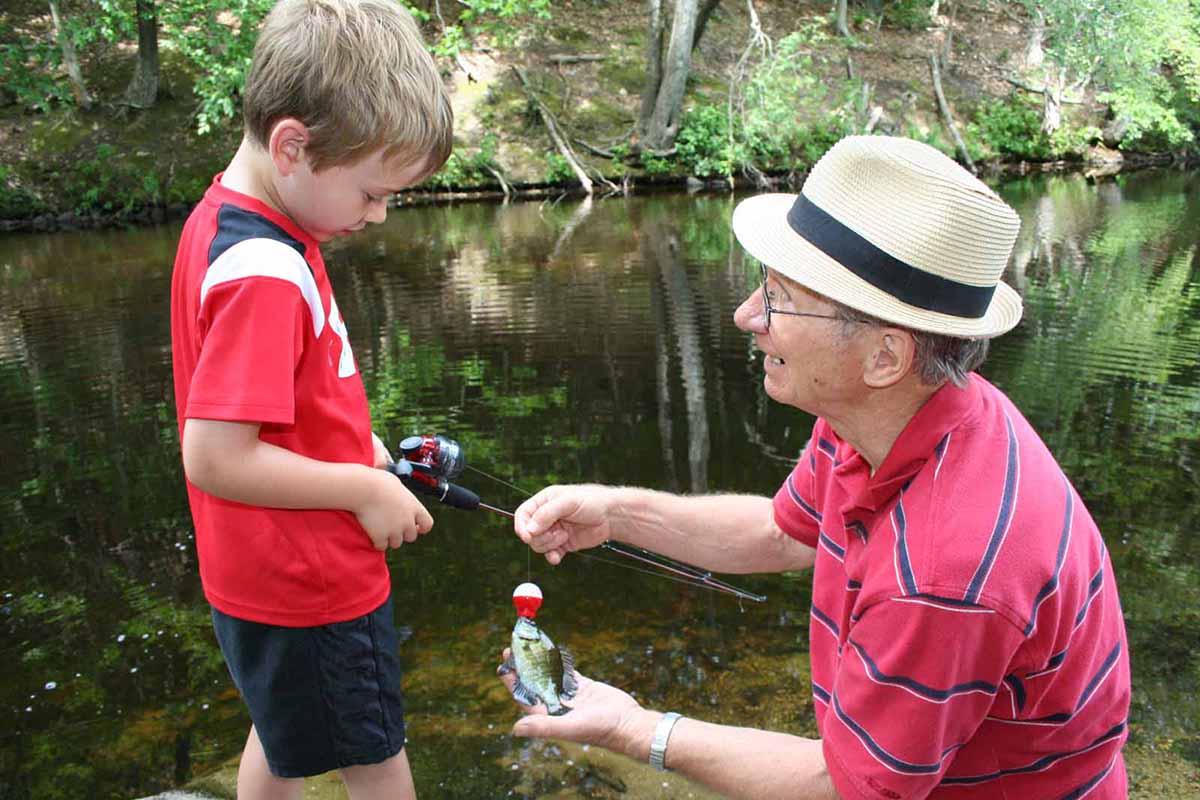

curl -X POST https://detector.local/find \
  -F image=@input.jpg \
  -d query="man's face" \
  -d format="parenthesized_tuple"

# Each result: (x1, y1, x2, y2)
(278, 149, 428, 243)
(733, 266, 867, 417)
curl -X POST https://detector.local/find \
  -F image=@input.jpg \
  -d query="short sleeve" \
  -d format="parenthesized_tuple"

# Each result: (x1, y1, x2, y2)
(821, 596, 1025, 800)
(773, 435, 821, 547)
(185, 276, 308, 425)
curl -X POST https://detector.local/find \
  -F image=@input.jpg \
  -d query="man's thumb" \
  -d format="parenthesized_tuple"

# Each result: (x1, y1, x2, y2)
(512, 717, 543, 738)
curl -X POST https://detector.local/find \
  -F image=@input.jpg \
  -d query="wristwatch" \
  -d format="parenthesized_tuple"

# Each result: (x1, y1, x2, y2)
(649, 711, 682, 771)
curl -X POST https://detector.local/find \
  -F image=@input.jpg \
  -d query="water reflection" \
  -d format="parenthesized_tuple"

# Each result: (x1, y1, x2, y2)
(0, 171, 1197, 798)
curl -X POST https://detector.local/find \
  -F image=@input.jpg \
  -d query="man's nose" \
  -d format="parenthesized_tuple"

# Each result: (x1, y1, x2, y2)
(733, 289, 766, 333)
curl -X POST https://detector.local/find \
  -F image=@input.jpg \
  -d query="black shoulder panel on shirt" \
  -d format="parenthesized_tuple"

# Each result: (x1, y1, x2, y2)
(209, 204, 306, 266)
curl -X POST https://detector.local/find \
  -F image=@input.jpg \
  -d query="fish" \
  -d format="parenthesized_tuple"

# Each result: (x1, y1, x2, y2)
(502, 583, 577, 715)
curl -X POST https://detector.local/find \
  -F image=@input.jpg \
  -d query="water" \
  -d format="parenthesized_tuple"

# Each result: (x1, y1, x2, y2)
(1, 170, 1197, 798)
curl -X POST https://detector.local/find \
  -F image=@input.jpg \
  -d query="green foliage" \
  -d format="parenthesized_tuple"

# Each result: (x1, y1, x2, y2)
(1022, 0, 1200, 149)
(60, 143, 162, 216)
(740, 26, 857, 170)
(968, 95, 1052, 160)
(882, 0, 932, 31)
(155, 0, 276, 135)
(0, 165, 46, 219)
(402, 0, 551, 58)
(674, 104, 734, 178)
(639, 150, 672, 176)
(543, 151, 575, 183)
(425, 133, 500, 188)
(0, 20, 72, 112)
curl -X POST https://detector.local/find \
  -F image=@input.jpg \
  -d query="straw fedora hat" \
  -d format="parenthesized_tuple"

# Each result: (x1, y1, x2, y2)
(732, 135, 1022, 338)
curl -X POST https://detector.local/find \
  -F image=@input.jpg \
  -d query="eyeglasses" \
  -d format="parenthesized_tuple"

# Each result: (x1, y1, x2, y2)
(758, 263, 844, 330)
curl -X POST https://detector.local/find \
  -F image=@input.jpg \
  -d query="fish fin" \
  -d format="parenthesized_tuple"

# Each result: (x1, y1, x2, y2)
(510, 677, 540, 708)
(560, 646, 579, 698)
(497, 654, 515, 676)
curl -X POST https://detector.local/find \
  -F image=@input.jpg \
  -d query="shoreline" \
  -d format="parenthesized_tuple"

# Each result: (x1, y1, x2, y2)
(2, 150, 1193, 236)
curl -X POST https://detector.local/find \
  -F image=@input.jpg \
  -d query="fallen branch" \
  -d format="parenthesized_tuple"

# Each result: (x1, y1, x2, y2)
(547, 54, 606, 64)
(573, 138, 619, 159)
(1003, 74, 1085, 104)
(929, 52, 975, 172)
(512, 67, 594, 196)
(486, 166, 512, 199)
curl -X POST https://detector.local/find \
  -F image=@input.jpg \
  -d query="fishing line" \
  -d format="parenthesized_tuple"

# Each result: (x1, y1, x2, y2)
(464, 463, 766, 603)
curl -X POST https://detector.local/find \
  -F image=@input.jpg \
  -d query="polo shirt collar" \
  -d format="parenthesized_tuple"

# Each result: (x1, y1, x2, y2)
(835, 374, 983, 512)
(206, 173, 321, 255)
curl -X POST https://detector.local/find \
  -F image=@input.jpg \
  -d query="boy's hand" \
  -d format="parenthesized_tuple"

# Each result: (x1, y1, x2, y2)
(355, 467, 434, 550)
(370, 432, 393, 469)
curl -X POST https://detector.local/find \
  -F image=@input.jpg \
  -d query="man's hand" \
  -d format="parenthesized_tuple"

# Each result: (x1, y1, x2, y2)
(513, 484, 619, 565)
(353, 468, 433, 550)
(497, 648, 654, 757)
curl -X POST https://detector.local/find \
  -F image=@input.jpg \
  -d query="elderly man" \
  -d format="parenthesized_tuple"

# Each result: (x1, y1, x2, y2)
(504, 136, 1130, 800)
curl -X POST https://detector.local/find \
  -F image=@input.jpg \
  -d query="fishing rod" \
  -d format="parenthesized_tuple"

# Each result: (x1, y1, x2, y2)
(386, 434, 767, 603)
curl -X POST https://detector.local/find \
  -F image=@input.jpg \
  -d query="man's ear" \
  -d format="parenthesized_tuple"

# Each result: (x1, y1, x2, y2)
(268, 118, 310, 177)
(863, 327, 916, 389)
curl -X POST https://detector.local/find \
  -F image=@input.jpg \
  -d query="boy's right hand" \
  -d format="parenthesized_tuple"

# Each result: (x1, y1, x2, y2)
(354, 467, 434, 550)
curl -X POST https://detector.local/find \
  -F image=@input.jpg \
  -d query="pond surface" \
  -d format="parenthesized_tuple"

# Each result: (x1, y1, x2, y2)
(1, 170, 1198, 799)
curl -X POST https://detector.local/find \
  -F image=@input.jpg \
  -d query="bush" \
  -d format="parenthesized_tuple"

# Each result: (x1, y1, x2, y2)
(674, 105, 735, 178)
(426, 133, 500, 189)
(967, 95, 1052, 160)
(543, 151, 575, 184)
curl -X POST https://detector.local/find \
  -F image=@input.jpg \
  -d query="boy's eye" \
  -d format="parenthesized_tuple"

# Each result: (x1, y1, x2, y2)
(365, 192, 381, 203)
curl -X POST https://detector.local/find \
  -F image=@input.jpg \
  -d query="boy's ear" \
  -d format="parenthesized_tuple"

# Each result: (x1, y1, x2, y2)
(862, 327, 916, 389)
(268, 118, 310, 176)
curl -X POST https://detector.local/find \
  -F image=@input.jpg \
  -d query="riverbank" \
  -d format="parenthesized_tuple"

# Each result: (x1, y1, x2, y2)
(3, 0, 1195, 234)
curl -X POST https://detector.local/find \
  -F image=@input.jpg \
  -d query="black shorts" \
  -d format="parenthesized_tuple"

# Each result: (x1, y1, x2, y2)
(211, 595, 407, 778)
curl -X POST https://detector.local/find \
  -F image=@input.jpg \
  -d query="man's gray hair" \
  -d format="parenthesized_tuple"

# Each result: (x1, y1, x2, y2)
(829, 302, 989, 388)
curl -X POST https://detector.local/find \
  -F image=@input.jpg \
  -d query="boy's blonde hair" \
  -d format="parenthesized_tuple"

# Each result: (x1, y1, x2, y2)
(244, 0, 453, 178)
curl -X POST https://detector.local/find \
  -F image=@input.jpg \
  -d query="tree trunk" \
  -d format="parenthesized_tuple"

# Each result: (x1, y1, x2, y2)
(929, 52, 975, 172)
(47, 0, 91, 109)
(1023, 7, 1045, 70)
(836, 0, 851, 38)
(691, 0, 722, 51)
(636, 0, 666, 144)
(123, 0, 160, 109)
(640, 0, 701, 152)
(1042, 67, 1065, 134)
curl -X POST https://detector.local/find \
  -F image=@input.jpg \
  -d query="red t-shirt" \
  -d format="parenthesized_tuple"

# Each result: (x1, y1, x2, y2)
(170, 175, 389, 626)
(775, 374, 1129, 800)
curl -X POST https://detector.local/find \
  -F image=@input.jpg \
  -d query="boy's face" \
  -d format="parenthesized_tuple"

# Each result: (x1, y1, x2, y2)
(276, 140, 429, 243)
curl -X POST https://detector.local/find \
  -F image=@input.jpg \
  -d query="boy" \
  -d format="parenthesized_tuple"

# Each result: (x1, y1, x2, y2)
(169, 1, 453, 798)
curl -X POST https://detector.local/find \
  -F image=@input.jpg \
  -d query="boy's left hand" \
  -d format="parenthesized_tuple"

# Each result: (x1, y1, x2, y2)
(371, 432, 393, 469)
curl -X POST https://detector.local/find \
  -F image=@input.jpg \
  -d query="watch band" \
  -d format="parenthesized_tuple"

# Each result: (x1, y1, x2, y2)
(649, 711, 682, 771)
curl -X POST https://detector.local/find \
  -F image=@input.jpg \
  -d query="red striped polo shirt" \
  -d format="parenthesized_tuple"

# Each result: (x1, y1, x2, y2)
(774, 374, 1130, 800)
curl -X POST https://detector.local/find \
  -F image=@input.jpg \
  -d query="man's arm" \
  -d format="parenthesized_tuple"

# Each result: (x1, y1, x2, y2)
(182, 418, 432, 549)
(515, 485, 815, 574)
(501, 666, 838, 800)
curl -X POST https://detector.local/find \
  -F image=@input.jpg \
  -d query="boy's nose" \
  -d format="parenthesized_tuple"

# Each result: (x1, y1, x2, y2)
(365, 198, 388, 224)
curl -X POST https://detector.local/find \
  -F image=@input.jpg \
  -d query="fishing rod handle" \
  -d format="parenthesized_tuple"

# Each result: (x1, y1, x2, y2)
(385, 461, 481, 511)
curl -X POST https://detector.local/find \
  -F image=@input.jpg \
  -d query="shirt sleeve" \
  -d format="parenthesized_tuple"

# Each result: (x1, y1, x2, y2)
(821, 596, 1026, 800)
(773, 433, 822, 548)
(185, 276, 309, 425)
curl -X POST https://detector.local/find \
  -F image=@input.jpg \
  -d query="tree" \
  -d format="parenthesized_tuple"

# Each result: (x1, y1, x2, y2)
(46, 0, 91, 109)
(122, 0, 158, 109)
(635, 0, 722, 153)
(835, 0, 851, 38)
(1015, 0, 1200, 145)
